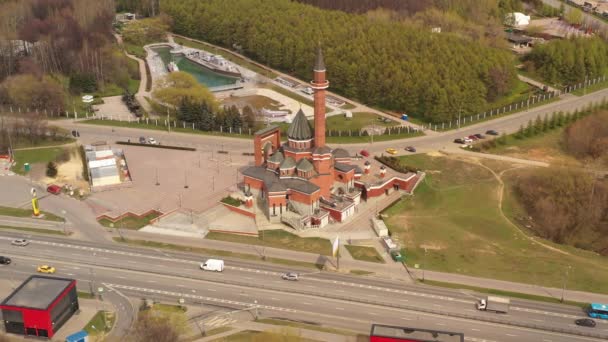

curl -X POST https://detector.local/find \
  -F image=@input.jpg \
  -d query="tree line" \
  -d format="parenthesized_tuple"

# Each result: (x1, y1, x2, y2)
(161, 0, 519, 123)
(0, 0, 139, 111)
(525, 37, 608, 86)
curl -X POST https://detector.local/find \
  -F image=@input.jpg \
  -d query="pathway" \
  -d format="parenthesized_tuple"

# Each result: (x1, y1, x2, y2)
(517, 74, 560, 94)
(113, 33, 154, 115)
(195, 321, 357, 342)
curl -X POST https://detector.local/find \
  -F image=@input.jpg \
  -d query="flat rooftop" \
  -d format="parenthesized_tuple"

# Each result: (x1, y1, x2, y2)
(1, 276, 73, 310)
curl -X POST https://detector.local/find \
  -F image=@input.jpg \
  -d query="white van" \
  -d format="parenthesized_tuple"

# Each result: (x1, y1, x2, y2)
(200, 259, 224, 272)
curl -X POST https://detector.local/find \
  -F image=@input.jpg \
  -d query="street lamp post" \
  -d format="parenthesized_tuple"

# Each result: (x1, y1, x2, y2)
(422, 248, 427, 282)
(560, 265, 571, 303)
(61, 210, 67, 234)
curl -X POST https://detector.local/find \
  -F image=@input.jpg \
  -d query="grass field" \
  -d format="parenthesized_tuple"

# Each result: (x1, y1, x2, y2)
(0, 206, 64, 222)
(571, 79, 608, 96)
(476, 128, 582, 166)
(382, 154, 608, 294)
(10, 136, 74, 149)
(206, 230, 332, 256)
(215, 330, 319, 342)
(98, 212, 160, 230)
(485, 79, 533, 110)
(344, 245, 385, 263)
(11, 146, 70, 175)
(114, 238, 323, 269)
(84, 310, 115, 335)
(0, 225, 67, 236)
(257, 318, 358, 336)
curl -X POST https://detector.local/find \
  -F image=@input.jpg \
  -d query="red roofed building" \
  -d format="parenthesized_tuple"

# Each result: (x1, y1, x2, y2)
(242, 48, 421, 229)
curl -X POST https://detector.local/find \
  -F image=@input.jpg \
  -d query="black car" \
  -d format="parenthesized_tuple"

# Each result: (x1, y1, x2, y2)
(474, 133, 485, 139)
(454, 138, 465, 144)
(486, 130, 499, 136)
(0, 256, 11, 265)
(575, 318, 596, 328)
(139, 136, 146, 144)
(405, 146, 416, 152)
(71, 130, 80, 137)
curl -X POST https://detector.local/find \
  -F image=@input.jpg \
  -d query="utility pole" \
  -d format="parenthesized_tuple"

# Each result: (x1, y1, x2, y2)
(560, 265, 571, 303)
(422, 248, 427, 282)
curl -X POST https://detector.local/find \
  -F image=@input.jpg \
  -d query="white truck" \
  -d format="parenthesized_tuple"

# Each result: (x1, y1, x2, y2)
(477, 296, 510, 313)
(200, 259, 224, 272)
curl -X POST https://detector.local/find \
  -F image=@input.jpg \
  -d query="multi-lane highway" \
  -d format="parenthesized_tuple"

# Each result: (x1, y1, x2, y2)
(0, 232, 606, 341)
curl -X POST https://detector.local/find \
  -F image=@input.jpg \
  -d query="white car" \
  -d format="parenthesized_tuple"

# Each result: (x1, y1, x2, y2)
(463, 137, 473, 144)
(11, 239, 29, 247)
(148, 137, 158, 145)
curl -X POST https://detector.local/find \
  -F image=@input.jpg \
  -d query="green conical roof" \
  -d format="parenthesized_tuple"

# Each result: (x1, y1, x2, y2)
(287, 109, 312, 141)
(280, 157, 296, 169)
(268, 151, 284, 163)
(297, 158, 314, 172)
(314, 47, 325, 71)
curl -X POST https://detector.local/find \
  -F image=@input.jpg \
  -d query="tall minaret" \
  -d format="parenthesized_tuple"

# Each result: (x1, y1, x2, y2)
(311, 47, 329, 148)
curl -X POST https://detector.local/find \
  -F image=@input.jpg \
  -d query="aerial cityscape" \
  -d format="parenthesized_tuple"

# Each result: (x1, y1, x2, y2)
(0, 0, 607, 341)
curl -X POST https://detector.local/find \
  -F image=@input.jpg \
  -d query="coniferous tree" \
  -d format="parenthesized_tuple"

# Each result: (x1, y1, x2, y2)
(542, 114, 549, 132)
(549, 112, 557, 129)
(516, 124, 525, 139)
(534, 116, 543, 135)
(525, 119, 534, 137)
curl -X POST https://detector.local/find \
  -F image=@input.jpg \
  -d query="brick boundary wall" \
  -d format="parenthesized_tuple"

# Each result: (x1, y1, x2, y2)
(221, 202, 256, 219)
(97, 209, 163, 223)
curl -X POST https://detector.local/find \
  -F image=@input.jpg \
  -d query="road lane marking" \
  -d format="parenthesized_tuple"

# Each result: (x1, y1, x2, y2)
(506, 334, 517, 337)
(471, 328, 480, 331)
(336, 307, 344, 310)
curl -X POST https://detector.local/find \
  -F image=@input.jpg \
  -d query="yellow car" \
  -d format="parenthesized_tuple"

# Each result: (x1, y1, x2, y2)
(385, 148, 398, 155)
(37, 265, 56, 274)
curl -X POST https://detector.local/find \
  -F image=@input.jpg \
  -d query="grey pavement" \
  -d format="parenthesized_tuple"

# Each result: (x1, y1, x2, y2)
(517, 74, 560, 94)
(1, 234, 607, 342)
(541, 0, 608, 31)
(195, 321, 357, 342)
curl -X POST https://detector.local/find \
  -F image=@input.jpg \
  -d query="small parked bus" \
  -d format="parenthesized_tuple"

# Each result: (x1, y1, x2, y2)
(587, 303, 608, 320)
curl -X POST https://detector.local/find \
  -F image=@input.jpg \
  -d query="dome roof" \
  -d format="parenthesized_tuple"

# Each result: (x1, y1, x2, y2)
(296, 158, 314, 172)
(332, 148, 349, 158)
(268, 151, 284, 164)
(280, 157, 296, 169)
(287, 109, 313, 141)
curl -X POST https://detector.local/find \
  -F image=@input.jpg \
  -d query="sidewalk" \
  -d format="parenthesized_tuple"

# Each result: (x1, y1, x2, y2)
(195, 321, 357, 342)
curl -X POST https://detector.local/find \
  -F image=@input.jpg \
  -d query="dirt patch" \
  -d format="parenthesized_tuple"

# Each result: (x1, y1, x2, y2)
(41, 149, 88, 191)
(222, 95, 287, 113)
(426, 151, 444, 157)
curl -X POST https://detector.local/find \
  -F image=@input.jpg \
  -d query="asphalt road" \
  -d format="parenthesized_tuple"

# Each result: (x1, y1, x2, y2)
(0, 232, 606, 341)
(541, 0, 608, 31)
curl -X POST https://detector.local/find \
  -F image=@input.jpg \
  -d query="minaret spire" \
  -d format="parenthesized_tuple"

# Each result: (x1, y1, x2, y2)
(311, 45, 329, 148)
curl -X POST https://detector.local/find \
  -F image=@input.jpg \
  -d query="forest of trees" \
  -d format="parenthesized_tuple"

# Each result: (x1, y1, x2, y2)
(161, 0, 518, 123)
(0, 0, 137, 110)
(525, 37, 608, 85)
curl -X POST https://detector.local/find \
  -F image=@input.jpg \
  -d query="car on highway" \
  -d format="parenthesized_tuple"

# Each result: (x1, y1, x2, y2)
(148, 137, 158, 145)
(474, 133, 485, 139)
(0, 256, 11, 265)
(11, 239, 29, 247)
(486, 129, 499, 136)
(139, 136, 146, 144)
(454, 138, 465, 144)
(37, 265, 56, 274)
(405, 146, 416, 153)
(47, 184, 62, 195)
(385, 148, 398, 155)
(575, 318, 596, 328)
(281, 272, 299, 281)
(359, 150, 370, 157)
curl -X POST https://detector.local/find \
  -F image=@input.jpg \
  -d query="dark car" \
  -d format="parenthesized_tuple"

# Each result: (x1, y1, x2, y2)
(454, 138, 465, 144)
(0, 256, 11, 265)
(139, 136, 146, 144)
(71, 130, 80, 137)
(467, 135, 479, 141)
(575, 318, 596, 328)
(405, 146, 416, 152)
(486, 130, 499, 136)
(474, 133, 485, 139)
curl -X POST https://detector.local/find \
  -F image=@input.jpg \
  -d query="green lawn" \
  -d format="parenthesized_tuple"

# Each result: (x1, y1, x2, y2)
(114, 238, 324, 269)
(0, 225, 68, 236)
(257, 318, 358, 336)
(77, 291, 95, 299)
(571, 79, 608, 96)
(214, 330, 319, 342)
(173, 36, 278, 79)
(206, 230, 332, 256)
(485, 79, 533, 110)
(152, 303, 187, 314)
(382, 154, 608, 294)
(349, 269, 374, 276)
(124, 42, 146, 59)
(98, 212, 160, 230)
(344, 245, 385, 263)
(9, 135, 74, 149)
(422, 279, 587, 309)
(84, 310, 115, 335)
(11, 146, 70, 175)
(475, 128, 582, 167)
(0, 206, 64, 222)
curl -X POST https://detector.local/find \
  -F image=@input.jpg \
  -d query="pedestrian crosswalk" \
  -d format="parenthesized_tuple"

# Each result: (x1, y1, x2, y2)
(202, 315, 237, 329)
